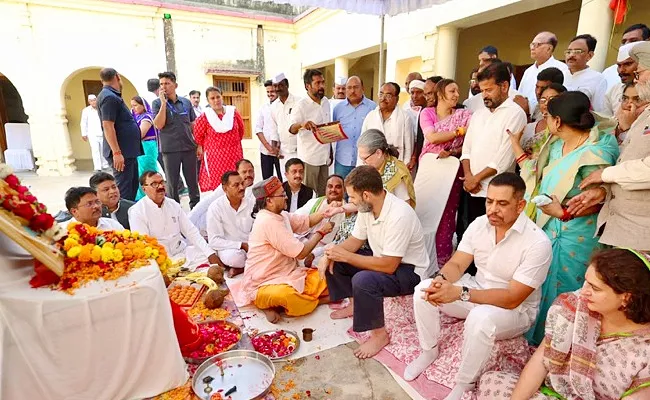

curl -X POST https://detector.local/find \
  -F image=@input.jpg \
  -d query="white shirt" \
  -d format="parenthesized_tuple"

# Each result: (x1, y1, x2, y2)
(352, 191, 429, 269)
(518, 56, 571, 113)
(193, 105, 203, 117)
(329, 98, 344, 115)
(457, 213, 552, 315)
(206, 194, 254, 251)
(564, 67, 608, 113)
(80, 106, 103, 138)
(602, 64, 621, 92)
(142, 92, 158, 108)
(62, 217, 124, 231)
(289, 96, 332, 166)
(287, 187, 315, 213)
(188, 186, 226, 237)
(604, 82, 625, 117)
(270, 93, 300, 156)
(128, 197, 213, 258)
(254, 102, 279, 155)
(463, 87, 522, 114)
(361, 106, 414, 163)
(461, 98, 527, 197)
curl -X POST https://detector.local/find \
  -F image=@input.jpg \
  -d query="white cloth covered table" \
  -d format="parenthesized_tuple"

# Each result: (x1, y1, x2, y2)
(3, 123, 35, 171)
(0, 233, 187, 400)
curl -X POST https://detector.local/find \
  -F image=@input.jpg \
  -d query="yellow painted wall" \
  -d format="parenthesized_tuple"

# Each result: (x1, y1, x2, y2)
(349, 52, 380, 102)
(64, 69, 138, 161)
(455, 0, 581, 99)
(395, 57, 423, 105)
(604, 3, 650, 65)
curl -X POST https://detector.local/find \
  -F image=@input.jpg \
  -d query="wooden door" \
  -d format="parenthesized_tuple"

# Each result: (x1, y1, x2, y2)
(212, 76, 252, 139)
(82, 80, 103, 105)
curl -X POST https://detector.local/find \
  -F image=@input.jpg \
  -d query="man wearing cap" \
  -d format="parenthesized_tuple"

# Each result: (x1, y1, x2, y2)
(230, 176, 337, 323)
(332, 76, 377, 178)
(129, 170, 222, 269)
(602, 24, 650, 91)
(568, 41, 650, 251)
(401, 72, 423, 113)
(329, 76, 347, 113)
(603, 42, 639, 117)
(81, 94, 109, 172)
(269, 72, 300, 178)
(289, 69, 332, 196)
(406, 79, 427, 171)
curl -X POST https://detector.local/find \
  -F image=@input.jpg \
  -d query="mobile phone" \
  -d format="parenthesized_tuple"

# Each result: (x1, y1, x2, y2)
(543, 193, 553, 200)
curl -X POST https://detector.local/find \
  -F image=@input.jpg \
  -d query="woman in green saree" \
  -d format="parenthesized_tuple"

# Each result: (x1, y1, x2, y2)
(509, 91, 620, 345)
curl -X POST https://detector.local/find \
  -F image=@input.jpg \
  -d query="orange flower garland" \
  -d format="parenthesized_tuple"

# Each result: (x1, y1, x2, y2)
(59, 222, 172, 293)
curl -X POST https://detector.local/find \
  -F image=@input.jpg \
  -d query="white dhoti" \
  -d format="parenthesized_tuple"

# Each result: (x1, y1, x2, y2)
(171, 245, 210, 271)
(89, 135, 109, 170)
(413, 276, 534, 384)
(217, 249, 247, 269)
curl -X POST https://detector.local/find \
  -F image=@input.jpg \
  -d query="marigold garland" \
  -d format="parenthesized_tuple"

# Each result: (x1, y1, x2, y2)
(58, 222, 172, 293)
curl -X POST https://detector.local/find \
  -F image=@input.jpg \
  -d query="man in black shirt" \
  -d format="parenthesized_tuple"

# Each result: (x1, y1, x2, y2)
(96, 68, 143, 201)
(152, 71, 200, 208)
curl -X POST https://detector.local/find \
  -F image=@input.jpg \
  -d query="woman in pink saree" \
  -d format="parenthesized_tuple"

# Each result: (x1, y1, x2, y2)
(477, 248, 650, 400)
(418, 79, 472, 266)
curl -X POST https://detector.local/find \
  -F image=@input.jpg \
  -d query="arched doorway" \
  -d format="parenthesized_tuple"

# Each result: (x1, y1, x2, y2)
(0, 73, 29, 159)
(61, 67, 138, 171)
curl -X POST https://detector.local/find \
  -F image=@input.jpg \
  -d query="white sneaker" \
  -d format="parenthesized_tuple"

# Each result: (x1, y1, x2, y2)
(443, 382, 475, 400)
(403, 346, 439, 381)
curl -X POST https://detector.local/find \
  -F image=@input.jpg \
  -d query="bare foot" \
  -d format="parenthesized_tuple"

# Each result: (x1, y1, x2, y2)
(263, 308, 282, 323)
(227, 267, 244, 278)
(330, 302, 354, 319)
(354, 328, 390, 359)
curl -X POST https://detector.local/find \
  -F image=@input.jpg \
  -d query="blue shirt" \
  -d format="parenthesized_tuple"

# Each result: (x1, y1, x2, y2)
(332, 97, 377, 166)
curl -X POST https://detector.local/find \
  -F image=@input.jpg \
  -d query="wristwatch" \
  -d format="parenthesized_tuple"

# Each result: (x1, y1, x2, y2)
(460, 286, 471, 302)
(432, 271, 447, 281)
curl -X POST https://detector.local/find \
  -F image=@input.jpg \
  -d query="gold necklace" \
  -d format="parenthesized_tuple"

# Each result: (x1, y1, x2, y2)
(564, 133, 588, 154)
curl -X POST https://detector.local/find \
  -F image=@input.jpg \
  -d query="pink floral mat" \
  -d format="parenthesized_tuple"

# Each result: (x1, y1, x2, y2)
(343, 296, 535, 400)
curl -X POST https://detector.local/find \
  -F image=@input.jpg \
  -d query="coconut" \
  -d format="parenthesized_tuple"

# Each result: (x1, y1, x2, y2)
(207, 265, 225, 284)
(204, 289, 226, 309)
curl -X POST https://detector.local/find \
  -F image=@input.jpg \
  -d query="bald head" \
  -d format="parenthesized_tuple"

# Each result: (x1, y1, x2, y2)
(346, 75, 365, 105)
(530, 31, 559, 64)
(405, 72, 423, 91)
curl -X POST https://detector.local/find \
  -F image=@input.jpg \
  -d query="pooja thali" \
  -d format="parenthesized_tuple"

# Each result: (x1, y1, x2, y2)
(183, 320, 242, 364)
(251, 329, 300, 360)
(192, 350, 275, 400)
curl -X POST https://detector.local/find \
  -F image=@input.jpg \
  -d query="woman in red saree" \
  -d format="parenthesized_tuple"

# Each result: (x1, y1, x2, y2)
(193, 86, 244, 192)
(477, 248, 650, 400)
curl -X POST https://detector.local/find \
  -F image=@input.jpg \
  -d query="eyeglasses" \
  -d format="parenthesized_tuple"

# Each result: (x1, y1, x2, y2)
(378, 92, 395, 99)
(530, 42, 551, 49)
(634, 69, 649, 81)
(267, 194, 287, 198)
(539, 95, 558, 104)
(360, 150, 378, 163)
(77, 200, 102, 209)
(564, 49, 586, 56)
(144, 181, 166, 189)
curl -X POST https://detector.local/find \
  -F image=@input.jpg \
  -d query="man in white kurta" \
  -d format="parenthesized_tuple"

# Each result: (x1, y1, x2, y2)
(404, 174, 552, 400)
(256, 80, 281, 180)
(461, 63, 527, 226)
(603, 42, 638, 117)
(294, 174, 345, 261)
(362, 82, 413, 163)
(80, 94, 109, 171)
(602, 24, 650, 92)
(564, 34, 608, 113)
(518, 32, 570, 115)
(188, 159, 255, 238)
(270, 73, 300, 178)
(206, 172, 254, 275)
(129, 172, 220, 269)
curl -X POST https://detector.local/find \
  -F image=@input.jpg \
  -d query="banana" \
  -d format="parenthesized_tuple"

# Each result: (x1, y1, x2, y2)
(175, 275, 218, 291)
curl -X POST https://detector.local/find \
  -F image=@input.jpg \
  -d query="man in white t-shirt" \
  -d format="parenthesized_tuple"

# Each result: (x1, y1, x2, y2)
(564, 34, 608, 113)
(324, 166, 428, 359)
(518, 31, 570, 116)
(289, 69, 331, 196)
(404, 173, 552, 400)
(461, 62, 527, 227)
(269, 73, 300, 178)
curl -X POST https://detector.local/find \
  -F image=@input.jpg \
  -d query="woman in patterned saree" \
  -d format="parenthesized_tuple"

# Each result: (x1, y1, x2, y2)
(477, 248, 650, 400)
(356, 129, 416, 208)
(509, 91, 619, 345)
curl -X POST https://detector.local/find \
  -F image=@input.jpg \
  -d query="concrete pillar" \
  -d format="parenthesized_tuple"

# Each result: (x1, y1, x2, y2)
(334, 57, 349, 79)
(27, 106, 76, 176)
(576, 0, 613, 71)
(435, 26, 459, 79)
